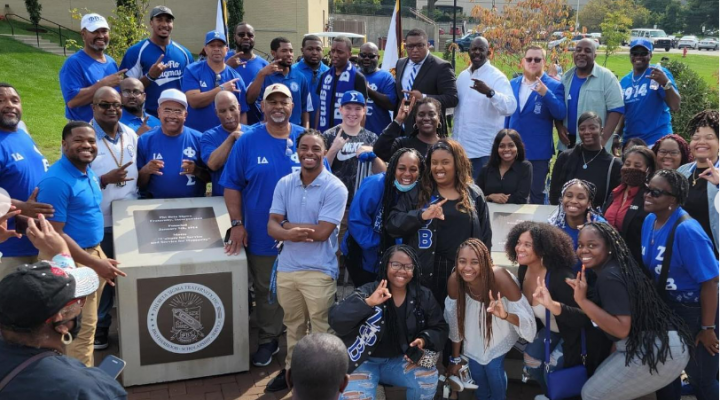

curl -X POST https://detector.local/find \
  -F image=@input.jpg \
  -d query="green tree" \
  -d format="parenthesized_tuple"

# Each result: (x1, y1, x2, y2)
(661, 1, 684, 34)
(579, 0, 651, 32)
(227, 0, 244, 33)
(24, 0, 42, 26)
(334, 0, 381, 14)
(600, 11, 631, 66)
(683, 0, 718, 34)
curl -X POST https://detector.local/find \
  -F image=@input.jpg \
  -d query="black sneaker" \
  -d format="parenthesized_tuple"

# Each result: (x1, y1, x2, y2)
(93, 328, 109, 350)
(251, 340, 279, 367)
(265, 369, 288, 392)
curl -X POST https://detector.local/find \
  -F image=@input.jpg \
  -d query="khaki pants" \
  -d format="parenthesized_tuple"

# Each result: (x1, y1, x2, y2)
(42, 245, 106, 367)
(277, 270, 336, 369)
(247, 253, 284, 344)
(0, 256, 38, 280)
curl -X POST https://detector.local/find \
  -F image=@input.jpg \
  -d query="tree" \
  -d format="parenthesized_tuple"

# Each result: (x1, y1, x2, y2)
(600, 11, 631, 66)
(333, 0, 381, 15)
(24, 0, 42, 26)
(578, 0, 650, 32)
(227, 0, 244, 32)
(663, 60, 719, 141)
(661, 1, 684, 34)
(683, 0, 718, 34)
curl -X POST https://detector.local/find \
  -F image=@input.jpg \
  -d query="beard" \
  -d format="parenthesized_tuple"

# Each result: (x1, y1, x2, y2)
(238, 42, 254, 53)
(0, 114, 20, 130)
(123, 104, 142, 114)
(270, 115, 286, 123)
(361, 64, 377, 75)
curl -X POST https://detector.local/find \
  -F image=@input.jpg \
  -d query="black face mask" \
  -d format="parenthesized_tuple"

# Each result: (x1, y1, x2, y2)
(621, 167, 647, 187)
(53, 312, 82, 340)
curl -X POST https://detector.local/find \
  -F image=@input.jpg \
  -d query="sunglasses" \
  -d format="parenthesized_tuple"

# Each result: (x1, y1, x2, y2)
(358, 53, 377, 59)
(630, 50, 649, 57)
(237, 32, 254, 38)
(95, 102, 122, 110)
(644, 184, 675, 198)
(215, 74, 222, 88)
(524, 57, 543, 64)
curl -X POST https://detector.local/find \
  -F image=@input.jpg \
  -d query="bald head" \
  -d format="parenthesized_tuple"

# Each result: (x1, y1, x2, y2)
(92, 87, 121, 127)
(573, 38, 597, 72)
(359, 42, 378, 53)
(358, 42, 380, 74)
(215, 91, 241, 132)
(469, 37, 490, 69)
(94, 86, 120, 103)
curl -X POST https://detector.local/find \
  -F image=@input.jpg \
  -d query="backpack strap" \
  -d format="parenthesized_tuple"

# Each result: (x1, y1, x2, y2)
(656, 213, 691, 298)
(0, 351, 56, 392)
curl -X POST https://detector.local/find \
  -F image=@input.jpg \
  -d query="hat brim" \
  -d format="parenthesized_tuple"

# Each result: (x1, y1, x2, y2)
(67, 267, 99, 298)
(151, 12, 175, 19)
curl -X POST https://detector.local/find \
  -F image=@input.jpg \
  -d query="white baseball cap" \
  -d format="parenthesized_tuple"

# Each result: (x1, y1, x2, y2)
(263, 83, 292, 100)
(158, 89, 188, 109)
(81, 13, 110, 32)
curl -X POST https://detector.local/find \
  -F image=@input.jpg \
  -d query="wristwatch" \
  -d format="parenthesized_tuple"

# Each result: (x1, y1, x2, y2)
(145, 73, 156, 83)
(231, 219, 243, 227)
(701, 325, 716, 330)
(486, 89, 495, 99)
(663, 80, 673, 90)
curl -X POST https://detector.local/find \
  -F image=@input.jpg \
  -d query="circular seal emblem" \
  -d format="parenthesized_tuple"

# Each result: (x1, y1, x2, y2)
(290, 82, 299, 92)
(147, 283, 225, 354)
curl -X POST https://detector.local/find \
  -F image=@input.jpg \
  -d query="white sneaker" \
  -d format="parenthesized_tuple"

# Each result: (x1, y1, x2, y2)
(534, 395, 550, 400)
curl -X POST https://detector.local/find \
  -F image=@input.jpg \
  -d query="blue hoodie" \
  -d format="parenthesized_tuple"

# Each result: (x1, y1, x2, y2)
(341, 173, 387, 273)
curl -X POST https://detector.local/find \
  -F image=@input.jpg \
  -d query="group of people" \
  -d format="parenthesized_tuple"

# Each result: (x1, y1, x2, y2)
(0, 5, 717, 400)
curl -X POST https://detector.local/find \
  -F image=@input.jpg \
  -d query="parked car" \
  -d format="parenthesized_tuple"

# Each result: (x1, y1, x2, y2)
(454, 32, 482, 51)
(627, 28, 676, 51)
(569, 34, 599, 49)
(548, 36, 568, 50)
(698, 38, 719, 50)
(589, 32, 602, 44)
(678, 35, 699, 49)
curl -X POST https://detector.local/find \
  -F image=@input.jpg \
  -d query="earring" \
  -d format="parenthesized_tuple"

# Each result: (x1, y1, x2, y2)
(608, 251, 612, 255)
(61, 332, 73, 345)
(668, 206, 672, 210)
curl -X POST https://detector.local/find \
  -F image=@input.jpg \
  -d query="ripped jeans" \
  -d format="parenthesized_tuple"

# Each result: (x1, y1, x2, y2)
(341, 356, 439, 400)
(522, 328, 564, 392)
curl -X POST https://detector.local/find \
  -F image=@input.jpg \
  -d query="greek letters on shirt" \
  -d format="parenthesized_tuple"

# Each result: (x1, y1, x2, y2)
(347, 306, 383, 362)
(641, 245, 677, 291)
(366, 83, 378, 116)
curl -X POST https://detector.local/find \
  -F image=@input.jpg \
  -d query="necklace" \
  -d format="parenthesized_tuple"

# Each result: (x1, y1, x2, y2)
(466, 283, 482, 300)
(630, 70, 646, 86)
(581, 149, 602, 169)
(101, 133, 125, 187)
(651, 217, 670, 245)
(692, 168, 700, 186)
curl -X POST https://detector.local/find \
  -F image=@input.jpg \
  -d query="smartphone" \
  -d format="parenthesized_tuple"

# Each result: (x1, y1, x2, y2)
(13, 215, 37, 236)
(405, 345, 424, 364)
(224, 228, 232, 244)
(98, 355, 126, 379)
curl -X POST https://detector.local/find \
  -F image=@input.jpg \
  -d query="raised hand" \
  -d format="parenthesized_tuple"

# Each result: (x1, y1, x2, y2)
(180, 159, 196, 176)
(102, 161, 134, 185)
(141, 159, 164, 176)
(226, 51, 247, 69)
(0, 207, 22, 243)
(699, 165, 719, 186)
(647, 67, 670, 87)
(365, 279, 392, 307)
(487, 290, 509, 320)
(394, 96, 416, 124)
(401, 89, 423, 101)
(421, 198, 447, 221)
(147, 55, 167, 81)
(16, 187, 55, 218)
(259, 60, 283, 78)
(566, 268, 588, 304)
(531, 78, 548, 96)
(100, 69, 128, 87)
(24, 213, 68, 255)
(533, 276, 554, 309)
(471, 79, 492, 95)
(219, 78, 241, 93)
(136, 116, 152, 135)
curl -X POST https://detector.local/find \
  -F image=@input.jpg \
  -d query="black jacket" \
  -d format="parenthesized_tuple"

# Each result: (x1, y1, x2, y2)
(385, 184, 492, 277)
(329, 281, 448, 372)
(518, 265, 611, 374)
(602, 184, 648, 267)
(549, 145, 621, 208)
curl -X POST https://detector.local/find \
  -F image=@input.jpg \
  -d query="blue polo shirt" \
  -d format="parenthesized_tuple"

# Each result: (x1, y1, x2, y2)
(59, 51, 119, 121)
(0, 129, 50, 257)
(270, 168, 348, 279)
(259, 66, 311, 125)
(119, 110, 161, 132)
(620, 66, 676, 144)
(364, 69, 397, 136)
(120, 39, 194, 115)
(137, 126, 206, 199)
(226, 52, 269, 125)
(181, 61, 249, 132)
(293, 59, 329, 127)
(36, 157, 104, 248)
(201, 123, 249, 196)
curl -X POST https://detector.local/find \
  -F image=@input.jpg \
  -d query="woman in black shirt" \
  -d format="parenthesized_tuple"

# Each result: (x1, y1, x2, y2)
(477, 129, 533, 204)
(550, 112, 621, 208)
(373, 96, 445, 162)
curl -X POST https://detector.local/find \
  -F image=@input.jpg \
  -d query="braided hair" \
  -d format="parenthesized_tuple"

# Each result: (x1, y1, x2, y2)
(548, 179, 604, 228)
(686, 109, 719, 138)
(579, 222, 694, 373)
(653, 169, 689, 206)
(651, 134, 692, 165)
(453, 238, 495, 347)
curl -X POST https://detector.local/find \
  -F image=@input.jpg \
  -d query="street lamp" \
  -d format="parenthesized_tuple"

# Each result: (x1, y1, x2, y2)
(452, 0, 457, 70)
(575, 0, 580, 29)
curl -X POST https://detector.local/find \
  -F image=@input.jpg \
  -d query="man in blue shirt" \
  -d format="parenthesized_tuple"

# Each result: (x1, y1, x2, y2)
(506, 45, 566, 204)
(201, 91, 249, 196)
(137, 89, 209, 199)
(619, 39, 680, 145)
(266, 130, 348, 392)
(119, 77, 161, 135)
(120, 6, 194, 117)
(225, 23, 269, 125)
(182, 31, 249, 132)
(59, 13, 125, 122)
(37, 121, 125, 367)
(358, 42, 398, 136)
(246, 37, 311, 127)
(293, 35, 329, 129)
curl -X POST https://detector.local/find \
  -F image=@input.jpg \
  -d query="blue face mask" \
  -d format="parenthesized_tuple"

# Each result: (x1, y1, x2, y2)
(394, 179, 417, 192)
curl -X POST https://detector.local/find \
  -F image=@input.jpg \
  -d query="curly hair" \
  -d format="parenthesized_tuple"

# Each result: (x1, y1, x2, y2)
(418, 139, 474, 213)
(579, 222, 693, 373)
(453, 238, 495, 346)
(487, 129, 526, 168)
(651, 134, 692, 166)
(379, 148, 424, 252)
(652, 169, 690, 206)
(686, 109, 719, 138)
(505, 221, 577, 270)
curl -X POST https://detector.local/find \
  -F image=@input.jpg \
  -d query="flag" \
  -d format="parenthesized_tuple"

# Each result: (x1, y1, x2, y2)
(381, 0, 402, 72)
(215, 0, 228, 39)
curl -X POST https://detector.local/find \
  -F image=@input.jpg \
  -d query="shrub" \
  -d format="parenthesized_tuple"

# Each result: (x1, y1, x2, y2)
(24, 0, 42, 26)
(665, 60, 720, 139)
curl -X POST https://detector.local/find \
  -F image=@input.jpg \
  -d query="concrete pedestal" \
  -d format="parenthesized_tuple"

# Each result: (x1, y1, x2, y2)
(112, 197, 248, 387)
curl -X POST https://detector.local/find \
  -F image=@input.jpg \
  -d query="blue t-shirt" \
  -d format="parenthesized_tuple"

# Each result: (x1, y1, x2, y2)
(120, 39, 194, 114)
(119, 111, 161, 132)
(201, 123, 249, 196)
(181, 61, 249, 132)
(59, 51, 119, 121)
(137, 126, 206, 199)
(364, 69, 397, 137)
(620, 66, 676, 144)
(0, 129, 50, 257)
(36, 157, 104, 248)
(641, 208, 719, 304)
(566, 74, 586, 136)
(260, 66, 311, 126)
(226, 52, 269, 125)
(293, 59, 330, 128)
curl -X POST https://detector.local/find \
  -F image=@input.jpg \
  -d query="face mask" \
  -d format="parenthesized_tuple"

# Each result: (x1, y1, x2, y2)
(620, 167, 647, 187)
(394, 179, 417, 192)
(54, 312, 82, 341)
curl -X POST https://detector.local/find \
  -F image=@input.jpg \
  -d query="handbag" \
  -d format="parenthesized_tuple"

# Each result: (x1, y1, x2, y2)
(544, 272, 588, 400)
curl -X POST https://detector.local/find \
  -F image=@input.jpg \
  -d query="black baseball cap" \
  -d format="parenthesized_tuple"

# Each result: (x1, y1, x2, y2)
(150, 5, 175, 20)
(0, 262, 99, 331)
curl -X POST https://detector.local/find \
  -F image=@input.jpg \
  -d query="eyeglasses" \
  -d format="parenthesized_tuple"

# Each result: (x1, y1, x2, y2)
(524, 57, 543, 64)
(405, 43, 426, 50)
(630, 50, 649, 57)
(358, 53, 377, 59)
(94, 102, 122, 110)
(237, 32, 254, 38)
(161, 108, 184, 116)
(657, 149, 681, 157)
(644, 184, 675, 198)
(215, 74, 222, 88)
(388, 261, 414, 272)
(121, 89, 144, 97)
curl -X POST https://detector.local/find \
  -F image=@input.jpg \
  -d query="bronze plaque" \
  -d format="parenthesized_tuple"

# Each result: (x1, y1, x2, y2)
(133, 207, 223, 254)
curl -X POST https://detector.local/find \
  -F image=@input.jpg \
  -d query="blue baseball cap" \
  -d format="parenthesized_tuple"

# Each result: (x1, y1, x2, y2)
(205, 30, 227, 46)
(630, 38, 653, 52)
(340, 91, 366, 106)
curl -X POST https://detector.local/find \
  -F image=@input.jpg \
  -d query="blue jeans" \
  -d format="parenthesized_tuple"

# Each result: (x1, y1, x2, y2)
(468, 355, 508, 400)
(470, 156, 491, 182)
(528, 159, 550, 205)
(523, 328, 564, 393)
(341, 356, 438, 400)
(97, 227, 114, 330)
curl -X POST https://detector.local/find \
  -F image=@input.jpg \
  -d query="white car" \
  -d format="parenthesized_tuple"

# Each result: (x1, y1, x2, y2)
(698, 38, 719, 51)
(678, 35, 699, 49)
